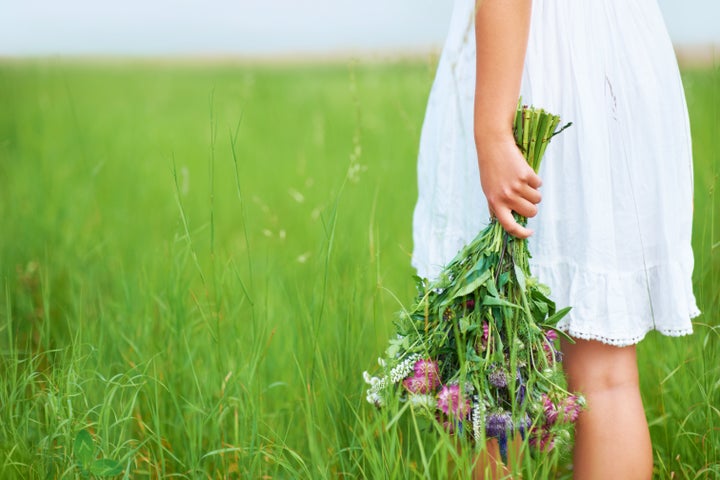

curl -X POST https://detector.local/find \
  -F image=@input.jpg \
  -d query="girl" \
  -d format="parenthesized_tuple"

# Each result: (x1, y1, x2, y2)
(412, 0, 700, 477)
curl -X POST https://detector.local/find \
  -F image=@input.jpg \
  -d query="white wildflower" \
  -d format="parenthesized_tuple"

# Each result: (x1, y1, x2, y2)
(389, 354, 420, 384)
(409, 394, 436, 409)
(472, 397, 486, 443)
(364, 371, 388, 406)
(366, 392, 384, 407)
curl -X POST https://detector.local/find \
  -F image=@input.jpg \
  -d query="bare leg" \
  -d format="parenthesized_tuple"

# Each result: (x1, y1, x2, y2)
(472, 436, 522, 480)
(561, 338, 653, 480)
(472, 438, 506, 480)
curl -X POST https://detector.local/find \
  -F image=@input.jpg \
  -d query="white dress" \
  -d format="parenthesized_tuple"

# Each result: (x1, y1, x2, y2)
(411, 0, 700, 346)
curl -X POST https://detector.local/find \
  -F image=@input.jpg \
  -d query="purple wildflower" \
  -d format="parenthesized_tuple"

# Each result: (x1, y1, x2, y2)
(542, 394, 559, 425)
(488, 367, 508, 389)
(560, 395, 582, 423)
(402, 359, 441, 394)
(403, 358, 440, 394)
(486, 411, 512, 462)
(413, 359, 440, 385)
(437, 384, 471, 419)
(529, 428, 555, 452)
(516, 414, 532, 440)
(465, 299, 475, 310)
(479, 321, 490, 351)
(542, 342, 556, 366)
(545, 329, 558, 342)
(541, 329, 560, 364)
(403, 376, 430, 394)
(485, 411, 512, 439)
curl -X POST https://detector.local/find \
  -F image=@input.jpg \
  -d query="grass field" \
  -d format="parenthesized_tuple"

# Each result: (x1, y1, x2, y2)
(0, 57, 718, 479)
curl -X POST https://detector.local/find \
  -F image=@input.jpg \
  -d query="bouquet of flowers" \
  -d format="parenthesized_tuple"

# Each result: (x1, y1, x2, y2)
(363, 103, 583, 460)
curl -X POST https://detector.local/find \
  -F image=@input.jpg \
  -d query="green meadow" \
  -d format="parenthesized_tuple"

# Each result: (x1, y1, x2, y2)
(0, 58, 718, 479)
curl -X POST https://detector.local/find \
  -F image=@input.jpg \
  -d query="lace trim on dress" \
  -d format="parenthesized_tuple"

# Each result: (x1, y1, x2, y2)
(558, 307, 700, 347)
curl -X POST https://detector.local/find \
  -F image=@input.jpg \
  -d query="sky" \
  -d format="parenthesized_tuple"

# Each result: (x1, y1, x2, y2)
(1, 0, 718, 57)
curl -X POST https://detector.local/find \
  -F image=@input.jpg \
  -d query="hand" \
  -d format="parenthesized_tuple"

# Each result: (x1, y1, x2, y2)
(476, 134, 542, 239)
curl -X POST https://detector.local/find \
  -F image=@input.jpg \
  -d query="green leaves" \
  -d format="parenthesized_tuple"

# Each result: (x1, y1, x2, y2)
(459, 316, 477, 334)
(452, 269, 492, 299)
(545, 306, 572, 326)
(88, 459, 124, 477)
(481, 295, 521, 309)
(368, 103, 579, 454)
(74, 429, 94, 465)
(73, 429, 123, 478)
(514, 264, 527, 293)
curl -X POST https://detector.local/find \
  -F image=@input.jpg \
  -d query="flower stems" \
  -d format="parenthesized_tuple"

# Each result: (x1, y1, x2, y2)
(364, 102, 582, 457)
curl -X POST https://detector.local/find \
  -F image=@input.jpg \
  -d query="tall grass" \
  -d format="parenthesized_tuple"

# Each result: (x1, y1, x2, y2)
(639, 65, 720, 479)
(0, 58, 717, 478)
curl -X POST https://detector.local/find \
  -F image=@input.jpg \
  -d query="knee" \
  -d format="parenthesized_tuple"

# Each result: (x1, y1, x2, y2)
(570, 362, 639, 395)
(560, 339, 640, 394)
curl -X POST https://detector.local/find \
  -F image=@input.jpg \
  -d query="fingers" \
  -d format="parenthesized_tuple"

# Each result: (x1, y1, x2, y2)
(494, 207, 533, 239)
(520, 182, 542, 205)
(477, 140, 543, 239)
(510, 197, 538, 219)
(526, 170, 542, 189)
(488, 180, 541, 239)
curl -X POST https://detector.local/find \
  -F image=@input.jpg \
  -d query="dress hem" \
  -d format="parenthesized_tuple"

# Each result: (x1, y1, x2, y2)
(557, 308, 701, 347)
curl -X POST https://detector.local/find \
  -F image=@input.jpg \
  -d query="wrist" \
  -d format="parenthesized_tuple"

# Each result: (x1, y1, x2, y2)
(474, 114, 515, 144)
(474, 127, 516, 155)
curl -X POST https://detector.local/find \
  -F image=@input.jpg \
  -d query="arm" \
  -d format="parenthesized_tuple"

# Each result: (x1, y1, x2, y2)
(474, 0, 539, 238)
